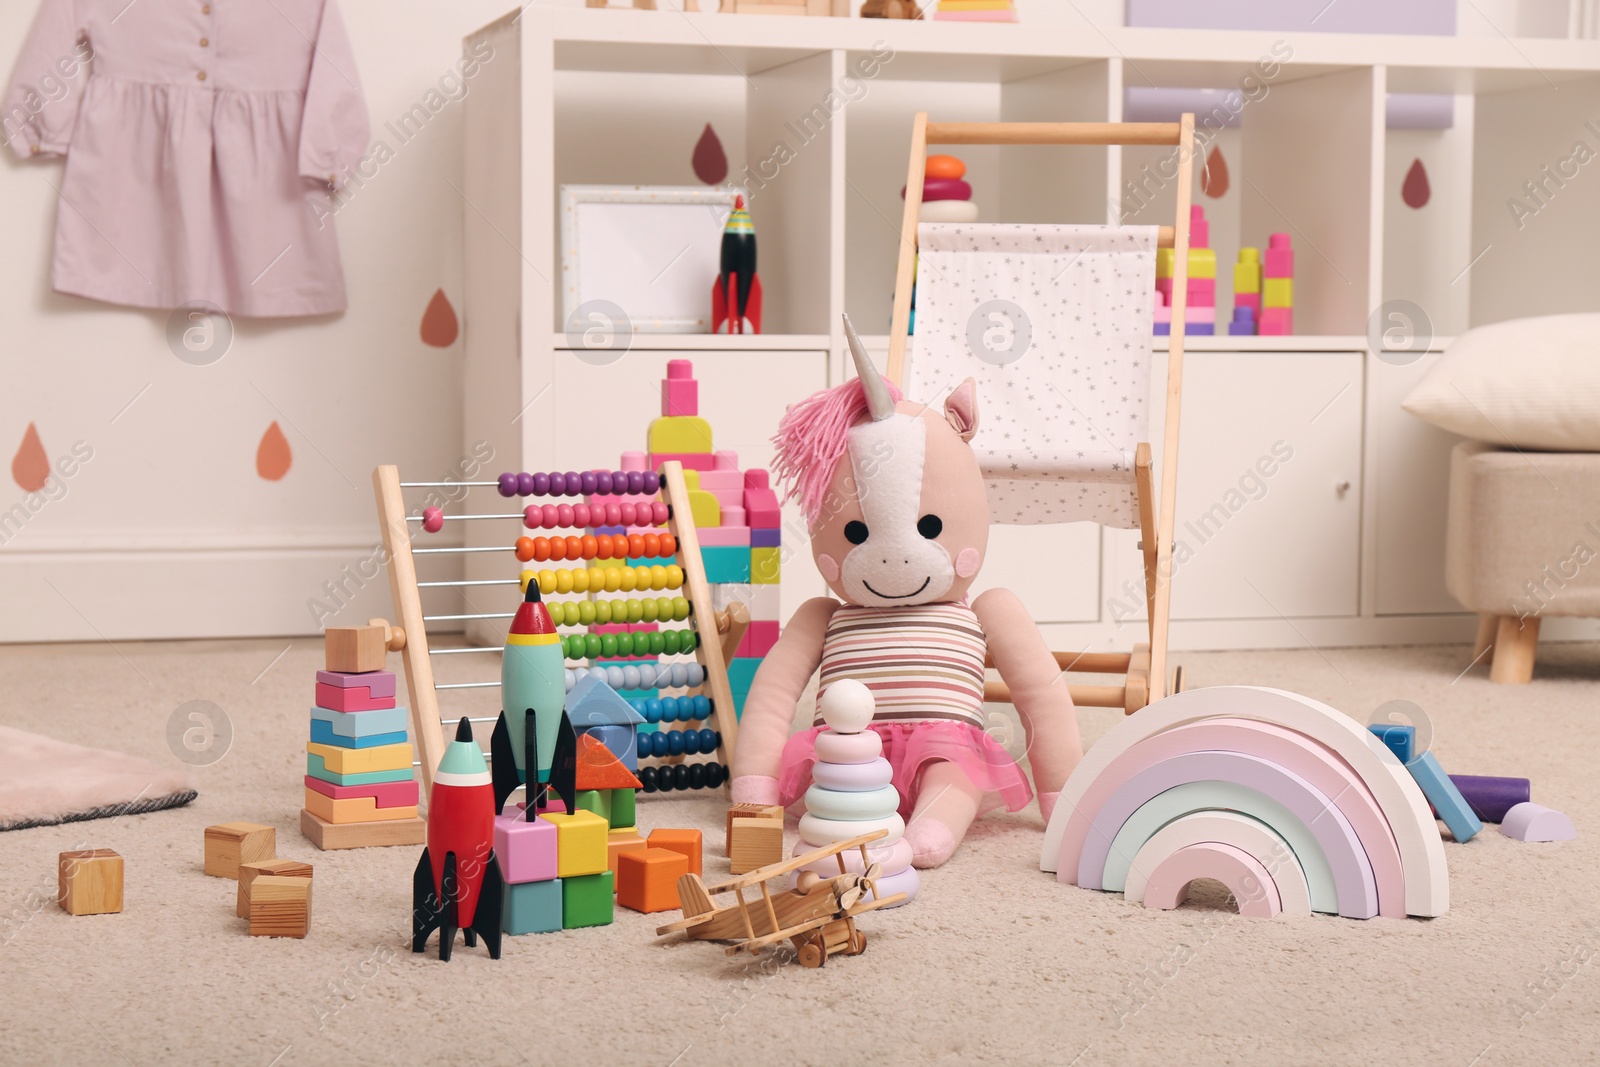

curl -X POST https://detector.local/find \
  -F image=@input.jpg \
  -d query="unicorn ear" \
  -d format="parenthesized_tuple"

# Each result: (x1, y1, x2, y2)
(945, 378, 979, 442)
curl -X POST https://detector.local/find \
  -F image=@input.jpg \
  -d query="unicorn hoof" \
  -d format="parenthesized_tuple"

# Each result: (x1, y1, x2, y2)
(906, 818, 960, 868)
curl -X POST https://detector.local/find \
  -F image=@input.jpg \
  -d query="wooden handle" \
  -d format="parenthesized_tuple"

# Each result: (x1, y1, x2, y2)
(366, 618, 406, 651)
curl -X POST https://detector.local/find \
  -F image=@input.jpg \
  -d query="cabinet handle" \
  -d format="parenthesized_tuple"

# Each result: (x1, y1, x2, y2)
(1335, 480, 1351, 496)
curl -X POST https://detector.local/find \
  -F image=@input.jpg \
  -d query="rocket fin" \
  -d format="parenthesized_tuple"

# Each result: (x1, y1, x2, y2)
(473, 851, 506, 960)
(438, 851, 461, 963)
(490, 710, 521, 816)
(412, 846, 443, 955)
(547, 709, 578, 816)
(711, 276, 729, 334)
(745, 273, 763, 335)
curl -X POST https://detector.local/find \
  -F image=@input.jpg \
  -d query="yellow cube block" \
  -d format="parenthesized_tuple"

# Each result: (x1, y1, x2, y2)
(305, 741, 413, 775)
(688, 490, 720, 528)
(1262, 277, 1293, 308)
(1233, 248, 1262, 293)
(1156, 247, 1217, 280)
(751, 546, 781, 585)
(648, 416, 714, 455)
(539, 809, 609, 877)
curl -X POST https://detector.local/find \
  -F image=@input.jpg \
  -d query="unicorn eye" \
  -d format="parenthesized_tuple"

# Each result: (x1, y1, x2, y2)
(844, 521, 869, 545)
(917, 514, 943, 539)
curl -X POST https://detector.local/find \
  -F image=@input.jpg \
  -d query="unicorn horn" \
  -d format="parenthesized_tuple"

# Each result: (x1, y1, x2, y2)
(842, 314, 895, 422)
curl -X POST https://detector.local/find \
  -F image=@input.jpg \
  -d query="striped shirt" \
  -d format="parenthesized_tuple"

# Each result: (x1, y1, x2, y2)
(816, 602, 987, 727)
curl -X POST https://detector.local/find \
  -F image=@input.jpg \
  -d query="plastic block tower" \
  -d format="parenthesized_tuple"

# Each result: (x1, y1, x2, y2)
(1229, 232, 1295, 337)
(1153, 204, 1217, 337)
(302, 626, 423, 847)
(931, 0, 1019, 22)
(791, 681, 918, 906)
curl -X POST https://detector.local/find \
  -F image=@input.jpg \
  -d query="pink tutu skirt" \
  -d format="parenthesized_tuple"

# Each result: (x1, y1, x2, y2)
(778, 721, 1033, 819)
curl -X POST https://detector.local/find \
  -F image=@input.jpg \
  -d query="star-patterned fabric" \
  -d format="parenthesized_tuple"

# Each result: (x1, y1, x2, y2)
(909, 223, 1157, 528)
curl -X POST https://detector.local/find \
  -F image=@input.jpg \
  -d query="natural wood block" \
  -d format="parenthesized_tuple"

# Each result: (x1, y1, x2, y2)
(725, 803, 782, 855)
(58, 850, 123, 916)
(248, 876, 312, 938)
(324, 624, 387, 673)
(299, 808, 426, 850)
(237, 859, 314, 919)
(728, 817, 784, 874)
(204, 822, 276, 878)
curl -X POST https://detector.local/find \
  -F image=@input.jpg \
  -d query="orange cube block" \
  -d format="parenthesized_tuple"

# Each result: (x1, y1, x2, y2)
(607, 829, 647, 881)
(615, 847, 689, 914)
(647, 827, 703, 876)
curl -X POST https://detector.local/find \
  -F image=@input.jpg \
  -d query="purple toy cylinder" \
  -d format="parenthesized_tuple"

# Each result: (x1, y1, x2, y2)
(1448, 774, 1531, 823)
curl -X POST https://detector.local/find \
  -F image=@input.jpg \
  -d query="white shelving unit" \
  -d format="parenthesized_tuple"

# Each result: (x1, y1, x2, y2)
(462, 6, 1600, 653)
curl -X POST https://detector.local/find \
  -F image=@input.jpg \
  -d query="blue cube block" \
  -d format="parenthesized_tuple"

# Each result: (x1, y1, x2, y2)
(309, 720, 409, 749)
(582, 723, 638, 771)
(700, 545, 751, 584)
(503, 877, 563, 935)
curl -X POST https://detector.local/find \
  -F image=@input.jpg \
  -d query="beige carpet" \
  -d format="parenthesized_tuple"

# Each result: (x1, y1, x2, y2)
(1, 638, 1596, 1066)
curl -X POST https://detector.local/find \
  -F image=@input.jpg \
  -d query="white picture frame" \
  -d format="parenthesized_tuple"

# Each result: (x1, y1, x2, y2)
(560, 185, 745, 334)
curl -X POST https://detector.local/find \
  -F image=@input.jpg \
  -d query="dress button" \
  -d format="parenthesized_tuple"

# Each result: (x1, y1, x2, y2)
(200, 37, 209, 46)
(196, 71, 207, 81)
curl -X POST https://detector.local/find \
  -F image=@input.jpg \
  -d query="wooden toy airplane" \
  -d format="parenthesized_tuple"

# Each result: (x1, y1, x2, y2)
(654, 830, 906, 968)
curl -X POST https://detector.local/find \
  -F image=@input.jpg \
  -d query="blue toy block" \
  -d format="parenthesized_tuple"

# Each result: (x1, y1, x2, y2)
(565, 673, 644, 727)
(1404, 750, 1483, 843)
(309, 720, 409, 749)
(309, 703, 409, 737)
(1368, 723, 1415, 764)
(503, 877, 563, 935)
(1227, 306, 1257, 336)
(581, 723, 638, 772)
(700, 545, 752, 584)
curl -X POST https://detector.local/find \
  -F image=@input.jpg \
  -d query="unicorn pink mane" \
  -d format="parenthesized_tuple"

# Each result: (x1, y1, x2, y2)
(771, 375, 903, 523)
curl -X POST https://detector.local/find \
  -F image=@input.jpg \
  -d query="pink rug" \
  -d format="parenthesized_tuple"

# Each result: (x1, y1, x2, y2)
(0, 725, 195, 831)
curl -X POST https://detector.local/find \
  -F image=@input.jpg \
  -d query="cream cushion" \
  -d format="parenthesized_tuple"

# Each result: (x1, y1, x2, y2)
(1403, 313, 1600, 450)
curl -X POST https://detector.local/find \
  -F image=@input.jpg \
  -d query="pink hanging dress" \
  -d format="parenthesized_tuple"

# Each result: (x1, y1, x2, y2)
(3, 0, 369, 317)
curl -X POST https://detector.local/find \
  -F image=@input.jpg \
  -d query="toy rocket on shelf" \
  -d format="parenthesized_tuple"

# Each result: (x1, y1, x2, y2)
(413, 718, 505, 961)
(491, 584, 577, 818)
(711, 195, 762, 335)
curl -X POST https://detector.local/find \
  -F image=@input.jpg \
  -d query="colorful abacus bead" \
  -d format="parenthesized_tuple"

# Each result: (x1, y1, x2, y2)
(497, 472, 519, 497)
(421, 507, 444, 533)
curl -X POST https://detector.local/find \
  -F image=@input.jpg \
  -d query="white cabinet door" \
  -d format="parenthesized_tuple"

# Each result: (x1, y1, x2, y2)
(1104, 351, 1364, 621)
(549, 348, 830, 621)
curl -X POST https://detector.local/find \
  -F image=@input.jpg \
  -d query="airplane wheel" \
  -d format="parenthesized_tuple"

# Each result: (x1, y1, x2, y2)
(850, 930, 867, 956)
(798, 937, 826, 969)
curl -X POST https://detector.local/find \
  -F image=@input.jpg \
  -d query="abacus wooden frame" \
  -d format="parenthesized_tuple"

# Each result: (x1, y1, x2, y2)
(886, 114, 1194, 714)
(374, 460, 744, 800)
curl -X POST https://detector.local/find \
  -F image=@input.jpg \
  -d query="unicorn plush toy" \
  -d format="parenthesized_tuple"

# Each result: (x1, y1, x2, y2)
(730, 316, 1085, 868)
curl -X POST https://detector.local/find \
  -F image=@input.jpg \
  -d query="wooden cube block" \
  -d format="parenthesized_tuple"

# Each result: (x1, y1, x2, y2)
(606, 829, 648, 880)
(503, 878, 563, 935)
(616, 847, 689, 913)
(648, 827, 703, 876)
(561, 871, 614, 928)
(57, 850, 123, 916)
(324, 624, 387, 673)
(249, 875, 312, 938)
(204, 822, 276, 878)
(237, 859, 313, 919)
(495, 810, 558, 883)
(725, 803, 783, 855)
(539, 810, 609, 878)
(729, 818, 784, 875)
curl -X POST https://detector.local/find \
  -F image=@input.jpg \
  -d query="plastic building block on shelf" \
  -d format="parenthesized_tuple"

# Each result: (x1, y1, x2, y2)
(204, 822, 276, 878)
(1262, 278, 1293, 308)
(648, 416, 715, 456)
(58, 850, 123, 916)
(1259, 307, 1293, 336)
(1499, 802, 1575, 842)
(1228, 306, 1257, 336)
(661, 360, 699, 417)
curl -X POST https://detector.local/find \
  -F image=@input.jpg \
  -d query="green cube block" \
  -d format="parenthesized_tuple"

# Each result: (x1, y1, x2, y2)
(503, 877, 562, 935)
(562, 871, 614, 929)
(576, 789, 612, 824)
(610, 787, 635, 830)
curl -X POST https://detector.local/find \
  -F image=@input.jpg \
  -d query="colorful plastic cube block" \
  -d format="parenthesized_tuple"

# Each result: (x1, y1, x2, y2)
(1259, 307, 1293, 335)
(1262, 278, 1293, 308)
(1228, 306, 1257, 336)
(1234, 248, 1262, 293)
(648, 415, 714, 455)
(742, 620, 780, 657)
(750, 545, 781, 584)
(58, 849, 123, 916)
(1183, 306, 1215, 324)
(696, 469, 742, 490)
(743, 472, 781, 528)
(750, 527, 781, 548)
(503, 877, 563, 935)
(561, 871, 614, 928)
(750, 583, 780, 621)
(698, 525, 752, 547)
(661, 360, 699, 417)
(540, 809, 610, 877)
(701, 545, 752, 583)
(1234, 292, 1262, 315)
(495, 810, 559, 883)
(722, 504, 746, 525)
(1264, 246, 1294, 278)
(648, 827, 703, 876)
(616, 847, 689, 914)
(648, 451, 719, 472)
(610, 786, 636, 830)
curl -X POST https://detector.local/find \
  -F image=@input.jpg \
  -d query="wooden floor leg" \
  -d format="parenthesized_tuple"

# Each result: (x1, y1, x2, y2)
(1489, 615, 1540, 684)
(1472, 614, 1497, 666)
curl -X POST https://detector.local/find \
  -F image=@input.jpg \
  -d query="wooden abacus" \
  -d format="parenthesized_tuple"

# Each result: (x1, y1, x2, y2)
(373, 461, 747, 803)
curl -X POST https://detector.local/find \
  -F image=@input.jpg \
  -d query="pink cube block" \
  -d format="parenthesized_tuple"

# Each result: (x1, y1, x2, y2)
(648, 452, 717, 472)
(1191, 220, 1209, 249)
(744, 470, 770, 490)
(620, 451, 647, 473)
(1268, 232, 1291, 249)
(1187, 277, 1216, 297)
(1155, 278, 1173, 299)
(743, 620, 780, 657)
(722, 504, 746, 526)
(696, 469, 743, 490)
(1183, 306, 1215, 324)
(710, 488, 744, 507)
(743, 487, 781, 528)
(315, 682, 396, 712)
(1234, 292, 1261, 314)
(495, 810, 559, 884)
(1264, 247, 1294, 278)
(1259, 307, 1294, 335)
(1153, 303, 1173, 324)
(698, 526, 752, 547)
(661, 379, 698, 418)
(714, 451, 740, 470)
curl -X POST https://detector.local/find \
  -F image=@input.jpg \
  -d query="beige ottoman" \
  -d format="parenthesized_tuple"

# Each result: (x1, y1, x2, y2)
(1445, 440, 1600, 682)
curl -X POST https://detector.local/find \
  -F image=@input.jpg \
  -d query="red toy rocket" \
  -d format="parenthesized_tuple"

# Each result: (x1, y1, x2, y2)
(413, 717, 505, 961)
(711, 196, 762, 334)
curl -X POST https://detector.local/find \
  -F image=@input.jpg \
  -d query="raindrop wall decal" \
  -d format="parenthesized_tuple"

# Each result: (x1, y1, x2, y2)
(11, 422, 49, 492)
(1201, 145, 1230, 198)
(256, 421, 292, 481)
(1402, 158, 1431, 209)
(420, 288, 459, 348)
(692, 123, 729, 185)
